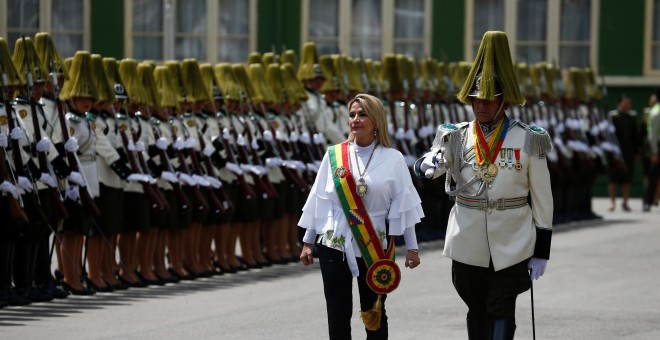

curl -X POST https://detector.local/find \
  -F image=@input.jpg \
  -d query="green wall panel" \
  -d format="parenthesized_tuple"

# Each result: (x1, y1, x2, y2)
(90, 0, 124, 59)
(599, 0, 644, 75)
(257, 0, 301, 56)
(432, 0, 464, 61)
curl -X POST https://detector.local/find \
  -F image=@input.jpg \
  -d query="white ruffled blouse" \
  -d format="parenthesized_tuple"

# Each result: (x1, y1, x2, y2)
(299, 141, 424, 277)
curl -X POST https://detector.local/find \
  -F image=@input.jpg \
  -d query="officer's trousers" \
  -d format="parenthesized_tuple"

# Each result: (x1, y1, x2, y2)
(318, 244, 388, 340)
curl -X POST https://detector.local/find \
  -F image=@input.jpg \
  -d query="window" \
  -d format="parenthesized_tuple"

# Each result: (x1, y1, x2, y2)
(2, 0, 86, 58)
(647, 0, 660, 72)
(466, 0, 597, 70)
(127, 0, 255, 62)
(301, 0, 431, 58)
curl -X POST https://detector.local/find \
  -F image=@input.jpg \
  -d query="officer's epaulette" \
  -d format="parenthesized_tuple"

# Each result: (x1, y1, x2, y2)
(85, 111, 97, 121)
(10, 97, 29, 106)
(518, 122, 553, 155)
(135, 111, 149, 120)
(150, 116, 161, 126)
(115, 112, 129, 120)
(65, 112, 82, 123)
(431, 122, 468, 149)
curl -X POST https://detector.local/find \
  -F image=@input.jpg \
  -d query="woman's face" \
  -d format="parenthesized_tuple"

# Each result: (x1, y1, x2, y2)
(349, 101, 376, 143)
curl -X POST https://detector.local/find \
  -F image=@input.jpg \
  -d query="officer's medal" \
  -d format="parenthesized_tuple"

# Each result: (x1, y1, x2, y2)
(473, 117, 510, 183)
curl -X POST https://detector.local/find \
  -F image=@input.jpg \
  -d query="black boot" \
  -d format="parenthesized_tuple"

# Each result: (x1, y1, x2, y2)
(467, 317, 488, 340)
(490, 318, 516, 340)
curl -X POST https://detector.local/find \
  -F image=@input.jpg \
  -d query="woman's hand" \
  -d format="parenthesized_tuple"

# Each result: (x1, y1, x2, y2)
(405, 249, 420, 269)
(300, 243, 314, 266)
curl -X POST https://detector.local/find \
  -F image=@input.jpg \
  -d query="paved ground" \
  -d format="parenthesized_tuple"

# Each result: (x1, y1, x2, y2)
(1, 197, 659, 339)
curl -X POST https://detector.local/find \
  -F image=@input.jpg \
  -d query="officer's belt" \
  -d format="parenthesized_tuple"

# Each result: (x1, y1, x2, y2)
(456, 195, 528, 211)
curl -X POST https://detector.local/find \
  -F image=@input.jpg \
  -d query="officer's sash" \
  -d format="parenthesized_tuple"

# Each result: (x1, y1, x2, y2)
(328, 142, 400, 294)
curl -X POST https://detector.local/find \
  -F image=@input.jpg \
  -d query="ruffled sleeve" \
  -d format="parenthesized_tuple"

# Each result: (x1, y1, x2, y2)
(298, 151, 334, 235)
(387, 153, 425, 235)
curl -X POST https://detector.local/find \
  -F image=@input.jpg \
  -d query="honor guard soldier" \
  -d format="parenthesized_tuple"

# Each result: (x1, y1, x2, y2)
(416, 31, 553, 339)
(317, 54, 347, 143)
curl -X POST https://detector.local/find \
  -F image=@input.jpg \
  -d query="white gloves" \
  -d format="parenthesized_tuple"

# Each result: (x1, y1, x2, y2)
(39, 172, 58, 188)
(184, 137, 196, 149)
(224, 162, 243, 175)
(67, 171, 86, 186)
(0, 180, 19, 200)
(173, 138, 185, 151)
(179, 173, 196, 186)
(0, 132, 8, 148)
(420, 148, 444, 178)
(203, 145, 215, 157)
(17, 176, 34, 192)
(300, 132, 311, 144)
(262, 130, 274, 142)
(10, 127, 23, 140)
(192, 174, 210, 187)
(265, 157, 283, 168)
(528, 258, 548, 281)
(160, 171, 178, 183)
(135, 140, 145, 152)
(36, 137, 51, 153)
(65, 185, 80, 201)
(156, 137, 169, 151)
(65, 137, 79, 153)
(127, 173, 151, 183)
(205, 175, 222, 189)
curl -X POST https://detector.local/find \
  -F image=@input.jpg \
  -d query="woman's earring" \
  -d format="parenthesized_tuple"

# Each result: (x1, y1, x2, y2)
(374, 129, 378, 137)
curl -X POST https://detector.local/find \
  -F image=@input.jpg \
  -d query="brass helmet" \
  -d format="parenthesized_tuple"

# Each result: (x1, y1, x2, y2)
(60, 51, 97, 101)
(154, 65, 179, 109)
(103, 57, 128, 100)
(181, 59, 211, 104)
(0, 37, 24, 87)
(119, 58, 148, 105)
(13, 37, 48, 83)
(297, 42, 323, 82)
(34, 32, 69, 80)
(90, 54, 115, 103)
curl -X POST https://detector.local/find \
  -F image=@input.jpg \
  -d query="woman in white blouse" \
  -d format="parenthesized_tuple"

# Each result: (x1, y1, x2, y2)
(299, 93, 424, 339)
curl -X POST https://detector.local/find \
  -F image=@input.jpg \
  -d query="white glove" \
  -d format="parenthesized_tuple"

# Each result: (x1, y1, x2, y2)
(156, 137, 169, 151)
(224, 162, 243, 175)
(17, 176, 34, 192)
(289, 131, 299, 143)
(262, 130, 274, 142)
(173, 138, 185, 151)
(179, 173, 196, 186)
(127, 139, 136, 151)
(10, 127, 23, 140)
(192, 174, 210, 187)
(300, 132, 311, 144)
(236, 134, 247, 146)
(147, 175, 157, 184)
(65, 137, 79, 153)
(65, 185, 80, 201)
(135, 140, 145, 152)
(203, 144, 215, 157)
(127, 173, 150, 183)
(0, 132, 8, 148)
(313, 133, 325, 145)
(306, 162, 319, 173)
(265, 157, 283, 168)
(0, 180, 20, 200)
(184, 137, 196, 149)
(39, 172, 58, 188)
(160, 171, 178, 183)
(67, 171, 86, 186)
(251, 138, 259, 150)
(527, 258, 548, 281)
(205, 175, 222, 189)
(36, 137, 51, 153)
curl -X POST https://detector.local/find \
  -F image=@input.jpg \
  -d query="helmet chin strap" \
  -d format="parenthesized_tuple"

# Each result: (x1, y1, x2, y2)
(483, 100, 505, 125)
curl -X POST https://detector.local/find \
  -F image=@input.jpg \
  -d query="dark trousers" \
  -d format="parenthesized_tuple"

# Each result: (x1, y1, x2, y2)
(644, 161, 660, 206)
(318, 245, 388, 340)
(452, 259, 531, 323)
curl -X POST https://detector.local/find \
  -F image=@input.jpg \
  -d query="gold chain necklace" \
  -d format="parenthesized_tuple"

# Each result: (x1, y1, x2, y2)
(353, 143, 377, 197)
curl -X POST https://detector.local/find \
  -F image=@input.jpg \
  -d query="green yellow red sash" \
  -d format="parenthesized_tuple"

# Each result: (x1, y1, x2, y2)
(328, 142, 400, 294)
(474, 116, 510, 166)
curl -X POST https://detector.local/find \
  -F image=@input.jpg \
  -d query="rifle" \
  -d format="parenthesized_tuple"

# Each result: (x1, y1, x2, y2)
(44, 41, 100, 217)
(218, 116, 256, 201)
(20, 35, 68, 219)
(168, 114, 209, 211)
(195, 116, 231, 214)
(183, 112, 224, 215)
(1, 53, 47, 224)
(251, 102, 309, 192)
(150, 110, 190, 211)
(0, 83, 28, 224)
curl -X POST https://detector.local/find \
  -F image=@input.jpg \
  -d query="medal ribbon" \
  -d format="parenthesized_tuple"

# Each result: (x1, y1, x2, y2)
(474, 116, 510, 166)
(328, 142, 395, 267)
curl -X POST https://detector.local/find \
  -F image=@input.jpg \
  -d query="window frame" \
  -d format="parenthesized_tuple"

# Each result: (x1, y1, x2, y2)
(464, 0, 599, 71)
(645, 0, 660, 76)
(0, 0, 90, 55)
(300, 0, 432, 57)
(124, 0, 257, 63)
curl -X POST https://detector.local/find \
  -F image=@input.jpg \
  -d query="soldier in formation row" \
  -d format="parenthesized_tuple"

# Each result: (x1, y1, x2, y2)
(0, 33, 616, 305)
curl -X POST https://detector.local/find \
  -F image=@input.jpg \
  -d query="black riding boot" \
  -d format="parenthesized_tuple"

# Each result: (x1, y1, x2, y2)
(490, 318, 516, 340)
(467, 317, 489, 340)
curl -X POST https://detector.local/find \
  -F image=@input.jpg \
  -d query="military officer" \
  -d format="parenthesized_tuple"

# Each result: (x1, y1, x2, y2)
(415, 31, 553, 339)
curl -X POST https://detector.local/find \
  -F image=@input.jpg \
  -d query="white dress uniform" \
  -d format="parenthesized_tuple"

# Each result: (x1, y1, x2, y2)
(299, 141, 424, 277)
(418, 118, 553, 271)
(61, 111, 98, 197)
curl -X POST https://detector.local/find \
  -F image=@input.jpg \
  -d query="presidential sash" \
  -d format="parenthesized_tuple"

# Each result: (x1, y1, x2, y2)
(328, 142, 400, 294)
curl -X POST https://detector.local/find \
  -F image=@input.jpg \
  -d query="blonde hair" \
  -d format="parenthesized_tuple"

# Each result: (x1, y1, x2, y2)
(346, 93, 392, 148)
